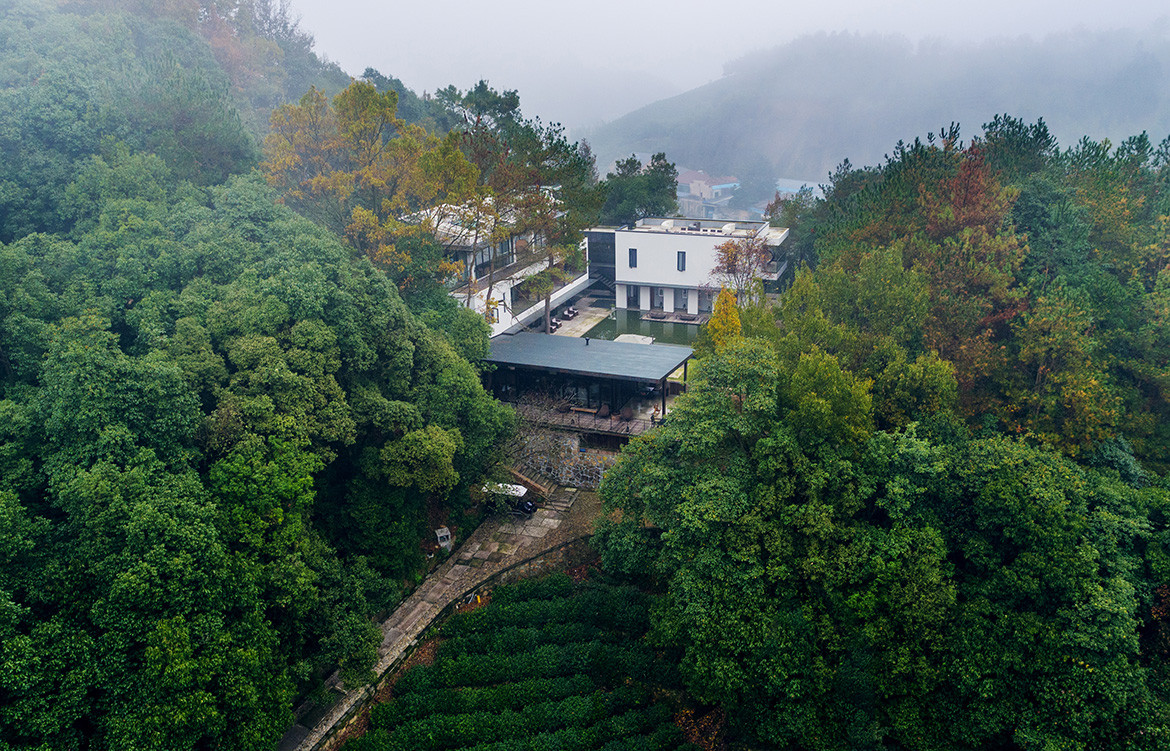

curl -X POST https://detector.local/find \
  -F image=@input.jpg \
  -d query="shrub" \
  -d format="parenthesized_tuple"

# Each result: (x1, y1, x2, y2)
(490, 572, 574, 604)
(377, 691, 636, 751)
(442, 585, 652, 639)
(374, 674, 599, 728)
(391, 664, 433, 696)
(437, 621, 600, 660)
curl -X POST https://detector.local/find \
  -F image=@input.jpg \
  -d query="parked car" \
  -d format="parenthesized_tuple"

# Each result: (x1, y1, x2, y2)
(509, 498, 538, 518)
(482, 482, 537, 518)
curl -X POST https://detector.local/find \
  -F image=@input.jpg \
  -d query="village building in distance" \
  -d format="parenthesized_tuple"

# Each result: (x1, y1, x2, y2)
(675, 169, 740, 218)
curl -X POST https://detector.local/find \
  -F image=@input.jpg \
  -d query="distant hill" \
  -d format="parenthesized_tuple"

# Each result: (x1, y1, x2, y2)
(584, 29, 1170, 193)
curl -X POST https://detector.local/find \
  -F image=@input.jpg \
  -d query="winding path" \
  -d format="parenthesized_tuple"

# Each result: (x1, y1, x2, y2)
(278, 489, 599, 751)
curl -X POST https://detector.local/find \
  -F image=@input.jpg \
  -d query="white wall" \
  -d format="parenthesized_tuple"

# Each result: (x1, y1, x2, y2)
(457, 269, 593, 337)
(614, 229, 726, 289)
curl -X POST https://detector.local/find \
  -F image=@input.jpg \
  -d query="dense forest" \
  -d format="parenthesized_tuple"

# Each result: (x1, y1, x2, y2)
(596, 117, 1170, 748)
(7, 0, 1170, 750)
(0, 1, 520, 748)
(0, 1, 686, 748)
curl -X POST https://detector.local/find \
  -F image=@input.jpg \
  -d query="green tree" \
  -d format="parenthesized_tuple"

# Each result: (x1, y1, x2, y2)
(598, 152, 678, 226)
(598, 354, 1165, 748)
(702, 286, 742, 354)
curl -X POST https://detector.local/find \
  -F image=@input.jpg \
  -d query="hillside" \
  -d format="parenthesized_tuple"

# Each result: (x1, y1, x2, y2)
(0, 3, 517, 748)
(595, 120, 1170, 749)
(584, 29, 1170, 190)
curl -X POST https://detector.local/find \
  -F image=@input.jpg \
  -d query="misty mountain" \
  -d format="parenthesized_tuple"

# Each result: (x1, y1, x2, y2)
(583, 29, 1170, 190)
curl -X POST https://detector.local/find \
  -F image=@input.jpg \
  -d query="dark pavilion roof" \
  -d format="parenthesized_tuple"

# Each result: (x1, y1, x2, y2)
(484, 333, 692, 383)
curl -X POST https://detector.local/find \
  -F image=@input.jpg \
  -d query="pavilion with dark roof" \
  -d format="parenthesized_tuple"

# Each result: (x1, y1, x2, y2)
(482, 332, 692, 429)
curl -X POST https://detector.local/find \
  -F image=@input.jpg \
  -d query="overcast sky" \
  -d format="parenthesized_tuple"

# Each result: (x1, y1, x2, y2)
(290, 0, 1169, 131)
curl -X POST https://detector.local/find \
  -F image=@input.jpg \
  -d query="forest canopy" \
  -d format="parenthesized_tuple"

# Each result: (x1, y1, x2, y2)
(0, 2, 516, 748)
(10, 0, 1170, 749)
(596, 116, 1170, 749)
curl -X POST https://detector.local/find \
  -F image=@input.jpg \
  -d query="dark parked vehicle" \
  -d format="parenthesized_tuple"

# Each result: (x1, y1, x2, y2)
(509, 498, 538, 518)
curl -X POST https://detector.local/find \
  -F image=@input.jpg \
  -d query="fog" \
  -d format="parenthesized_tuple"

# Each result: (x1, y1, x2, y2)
(290, 0, 1168, 130)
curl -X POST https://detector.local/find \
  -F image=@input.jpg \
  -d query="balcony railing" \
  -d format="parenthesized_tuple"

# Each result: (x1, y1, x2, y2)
(510, 402, 655, 437)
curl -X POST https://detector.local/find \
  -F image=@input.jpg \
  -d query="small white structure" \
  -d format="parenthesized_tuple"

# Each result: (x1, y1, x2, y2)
(434, 526, 453, 552)
(586, 218, 789, 315)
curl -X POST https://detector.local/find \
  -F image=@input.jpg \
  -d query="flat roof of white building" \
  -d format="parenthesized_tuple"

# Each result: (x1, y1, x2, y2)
(610, 217, 789, 245)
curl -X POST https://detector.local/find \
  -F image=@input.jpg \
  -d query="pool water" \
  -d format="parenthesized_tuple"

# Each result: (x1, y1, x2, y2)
(583, 309, 702, 346)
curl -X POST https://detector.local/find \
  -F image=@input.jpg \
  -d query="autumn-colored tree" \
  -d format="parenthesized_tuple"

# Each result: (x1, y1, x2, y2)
(900, 228, 1027, 415)
(712, 234, 772, 302)
(263, 81, 480, 295)
(918, 145, 1019, 241)
(706, 287, 743, 352)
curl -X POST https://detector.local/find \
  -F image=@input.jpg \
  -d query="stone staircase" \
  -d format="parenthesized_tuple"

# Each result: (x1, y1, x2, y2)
(542, 488, 577, 514)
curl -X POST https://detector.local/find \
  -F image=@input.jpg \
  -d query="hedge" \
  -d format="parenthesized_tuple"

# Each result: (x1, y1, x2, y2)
(434, 642, 656, 689)
(489, 572, 574, 604)
(444, 703, 676, 751)
(351, 575, 672, 751)
(372, 674, 595, 728)
(436, 622, 602, 661)
(393, 641, 656, 695)
(443, 586, 650, 638)
(361, 687, 652, 751)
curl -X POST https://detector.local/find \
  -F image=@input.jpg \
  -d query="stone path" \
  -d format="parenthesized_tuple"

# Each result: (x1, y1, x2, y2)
(280, 488, 596, 751)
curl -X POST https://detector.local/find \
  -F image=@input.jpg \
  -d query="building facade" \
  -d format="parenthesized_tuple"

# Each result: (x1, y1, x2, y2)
(586, 217, 789, 315)
(451, 237, 591, 337)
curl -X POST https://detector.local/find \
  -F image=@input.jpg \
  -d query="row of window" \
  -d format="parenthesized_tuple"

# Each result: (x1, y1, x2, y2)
(628, 248, 686, 271)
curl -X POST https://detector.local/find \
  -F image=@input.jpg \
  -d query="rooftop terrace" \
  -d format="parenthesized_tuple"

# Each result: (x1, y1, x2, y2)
(619, 217, 789, 244)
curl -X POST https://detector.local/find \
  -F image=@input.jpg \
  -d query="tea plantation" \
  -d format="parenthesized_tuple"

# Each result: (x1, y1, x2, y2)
(347, 573, 700, 751)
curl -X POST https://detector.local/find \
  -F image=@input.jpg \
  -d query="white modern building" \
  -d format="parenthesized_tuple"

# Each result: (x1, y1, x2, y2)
(450, 238, 591, 337)
(586, 218, 789, 316)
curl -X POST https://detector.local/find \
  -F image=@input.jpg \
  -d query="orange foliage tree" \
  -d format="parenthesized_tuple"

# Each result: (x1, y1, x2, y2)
(263, 81, 479, 293)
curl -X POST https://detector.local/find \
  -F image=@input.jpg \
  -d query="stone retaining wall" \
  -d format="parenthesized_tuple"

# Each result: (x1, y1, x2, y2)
(312, 535, 597, 751)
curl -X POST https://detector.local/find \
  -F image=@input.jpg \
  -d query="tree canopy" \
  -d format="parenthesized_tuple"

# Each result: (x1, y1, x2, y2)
(597, 116, 1170, 748)
(597, 152, 679, 227)
(0, 146, 512, 749)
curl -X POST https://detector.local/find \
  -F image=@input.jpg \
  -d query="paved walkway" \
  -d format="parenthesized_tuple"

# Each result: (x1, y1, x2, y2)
(552, 300, 612, 338)
(280, 488, 599, 751)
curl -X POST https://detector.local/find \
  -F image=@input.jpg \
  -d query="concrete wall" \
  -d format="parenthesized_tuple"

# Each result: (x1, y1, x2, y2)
(506, 272, 593, 333)
(614, 229, 723, 290)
